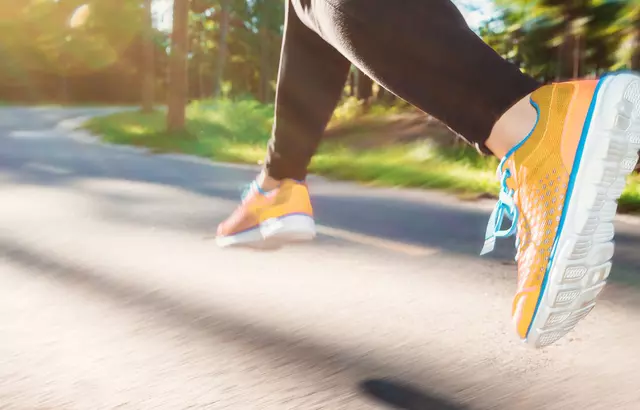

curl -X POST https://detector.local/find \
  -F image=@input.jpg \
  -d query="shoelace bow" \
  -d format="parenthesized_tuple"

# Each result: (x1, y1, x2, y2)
(480, 165, 520, 257)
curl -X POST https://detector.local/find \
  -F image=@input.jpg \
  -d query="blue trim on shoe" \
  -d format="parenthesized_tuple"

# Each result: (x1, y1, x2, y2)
(524, 72, 613, 339)
(245, 178, 304, 198)
(252, 180, 270, 196)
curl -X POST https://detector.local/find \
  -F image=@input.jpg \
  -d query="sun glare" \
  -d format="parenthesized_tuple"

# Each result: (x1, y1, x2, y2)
(69, 4, 90, 28)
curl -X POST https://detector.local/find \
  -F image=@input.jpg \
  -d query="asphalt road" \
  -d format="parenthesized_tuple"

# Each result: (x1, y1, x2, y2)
(1, 106, 640, 410)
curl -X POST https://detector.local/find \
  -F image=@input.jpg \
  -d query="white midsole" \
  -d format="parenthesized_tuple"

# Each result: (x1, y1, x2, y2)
(216, 214, 316, 248)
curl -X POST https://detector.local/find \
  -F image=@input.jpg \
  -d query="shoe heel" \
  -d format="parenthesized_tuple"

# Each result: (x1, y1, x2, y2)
(261, 214, 316, 244)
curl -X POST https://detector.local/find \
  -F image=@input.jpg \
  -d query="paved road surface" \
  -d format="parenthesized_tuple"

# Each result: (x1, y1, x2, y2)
(1, 107, 640, 410)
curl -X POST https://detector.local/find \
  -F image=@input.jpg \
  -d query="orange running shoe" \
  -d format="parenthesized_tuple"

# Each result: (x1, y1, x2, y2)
(216, 179, 316, 249)
(481, 71, 640, 348)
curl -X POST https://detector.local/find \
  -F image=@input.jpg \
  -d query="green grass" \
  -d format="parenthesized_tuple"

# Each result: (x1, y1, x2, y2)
(83, 98, 640, 211)
(620, 180, 640, 213)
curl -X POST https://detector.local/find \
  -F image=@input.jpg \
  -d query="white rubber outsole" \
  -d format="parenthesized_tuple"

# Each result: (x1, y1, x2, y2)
(526, 72, 640, 348)
(216, 214, 316, 250)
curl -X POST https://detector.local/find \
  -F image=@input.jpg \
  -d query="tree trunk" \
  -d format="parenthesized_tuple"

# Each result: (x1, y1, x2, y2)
(511, 29, 522, 69)
(60, 74, 69, 104)
(198, 62, 206, 99)
(347, 68, 355, 97)
(572, 32, 581, 79)
(356, 69, 373, 112)
(632, 21, 640, 70)
(560, 38, 577, 80)
(212, 0, 231, 99)
(166, 0, 190, 132)
(556, 42, 564, 81)
(557, 23, 573, 81)
(355, 69, 373, 101)
(141, 0, 154, 113)
(259, 22, 270, 102)
(377, 87, 396, 105)
(633, 46, 640, 71)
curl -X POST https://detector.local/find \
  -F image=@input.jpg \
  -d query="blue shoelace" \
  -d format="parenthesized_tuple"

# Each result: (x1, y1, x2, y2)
(240, 179, 304, 201)
(480, 164, 520, 256)
(240, 180, 267, 202)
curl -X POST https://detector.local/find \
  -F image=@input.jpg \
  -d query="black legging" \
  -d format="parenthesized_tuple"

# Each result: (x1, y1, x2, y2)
(264, 0, 541, 181)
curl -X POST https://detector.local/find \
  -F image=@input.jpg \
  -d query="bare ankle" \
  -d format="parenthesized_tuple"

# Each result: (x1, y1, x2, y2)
(485, 94, 539, 158)
(257, 171, 281, 191)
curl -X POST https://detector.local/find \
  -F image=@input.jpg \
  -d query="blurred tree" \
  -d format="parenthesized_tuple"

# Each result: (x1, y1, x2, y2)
(489, 0, 630, 81)
(355, 69, 373, 104)
(212, 0, 231, 98)
(0, 0, 167, 104)
(166, 0, 190, 132)
(142, 0, 155, 112)
(1, 0, 636, 107)
(616, 1, 640, 70)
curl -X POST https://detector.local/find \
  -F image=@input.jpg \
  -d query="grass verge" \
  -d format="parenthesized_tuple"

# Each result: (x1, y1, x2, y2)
(83, 98, 640, 212)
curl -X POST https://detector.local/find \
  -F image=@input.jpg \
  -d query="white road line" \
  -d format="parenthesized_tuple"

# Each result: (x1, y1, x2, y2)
(23, 163, 72, 175)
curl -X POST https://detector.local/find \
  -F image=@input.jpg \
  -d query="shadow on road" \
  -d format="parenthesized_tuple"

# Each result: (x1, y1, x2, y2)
(360, 379, 468, 410)
(0, 236, 483, 408)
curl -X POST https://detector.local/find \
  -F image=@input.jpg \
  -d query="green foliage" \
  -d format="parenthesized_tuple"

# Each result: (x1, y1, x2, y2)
(2, 0, 638, 104)
(85, 98, 640, 209)
(85, 97, 486, 193)
(484, 0, 637, 80)
(189, 98, 274, 144)
(0, 0, 164, 103)
(188, 0, 285, 100)
(0, 0, 285, 104)
(330, 96, 411, 124)
(330, 97, 368, 124)
(85, 98, 502, 195)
